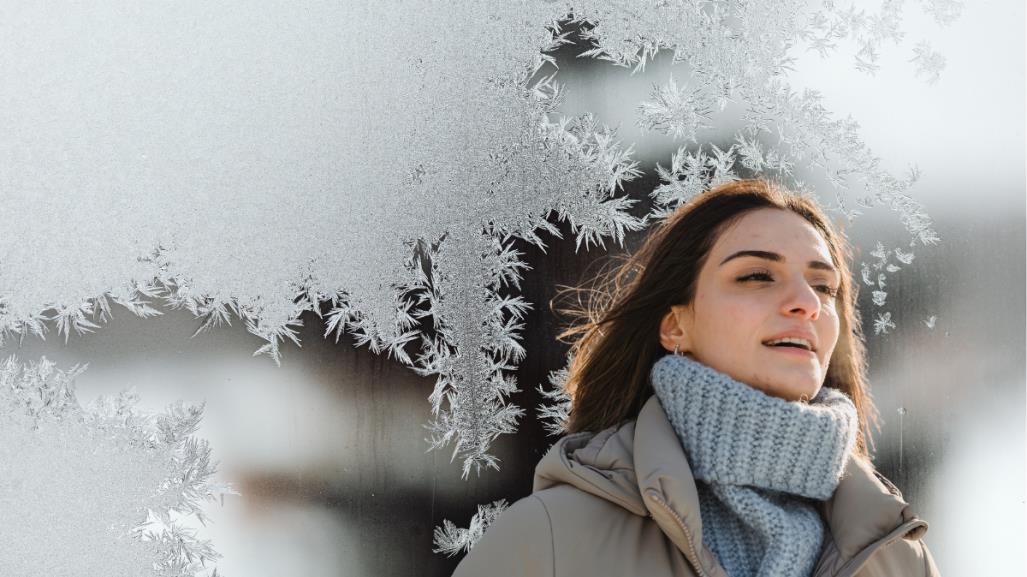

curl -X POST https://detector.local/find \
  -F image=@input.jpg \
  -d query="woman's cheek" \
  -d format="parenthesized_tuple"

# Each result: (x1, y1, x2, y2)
(719, 300, 754, 330)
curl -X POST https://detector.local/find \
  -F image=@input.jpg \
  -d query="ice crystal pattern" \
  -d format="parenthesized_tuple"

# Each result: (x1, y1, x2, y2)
(536, 356, 574, 438)
(0, 1, 955, 486)
(635, 1, 945, 246)
(921, 0, 965, 25)
(873, 312, 897, 335)
(911, 41, 946, 84)
(433, 499, 509, 557)
(859, 242, 934, 336)
(0, 3, 649, 482)
(0, 355, 232, 577)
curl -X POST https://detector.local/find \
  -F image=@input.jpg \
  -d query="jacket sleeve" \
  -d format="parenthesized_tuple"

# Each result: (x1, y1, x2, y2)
(451, 495, 555, 577)
(920, 539, 941, 577)
(855, 534, 941, 576)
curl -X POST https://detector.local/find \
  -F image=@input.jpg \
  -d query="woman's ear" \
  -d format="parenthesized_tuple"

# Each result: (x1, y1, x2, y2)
(659, 305, 693, 354)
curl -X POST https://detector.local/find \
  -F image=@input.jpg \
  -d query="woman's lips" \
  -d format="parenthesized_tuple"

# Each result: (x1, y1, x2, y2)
(764, 344, 816, 358)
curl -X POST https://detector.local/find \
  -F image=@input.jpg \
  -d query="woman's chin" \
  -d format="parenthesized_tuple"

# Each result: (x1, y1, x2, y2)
(705, 355, 822, 401)
(753, 374, 821, 402)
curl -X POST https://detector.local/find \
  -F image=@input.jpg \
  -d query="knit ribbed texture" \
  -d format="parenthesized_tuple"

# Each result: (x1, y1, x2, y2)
(649, 353, 857, 577)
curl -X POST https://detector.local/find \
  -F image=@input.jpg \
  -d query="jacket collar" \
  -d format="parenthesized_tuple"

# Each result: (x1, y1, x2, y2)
(631, 393, 720, 574)
(635, 394, 927, 566)
(535, 394, 928, 575)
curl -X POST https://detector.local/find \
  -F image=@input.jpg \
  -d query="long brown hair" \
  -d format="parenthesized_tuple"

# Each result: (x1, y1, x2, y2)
(551, 179, 879, 458)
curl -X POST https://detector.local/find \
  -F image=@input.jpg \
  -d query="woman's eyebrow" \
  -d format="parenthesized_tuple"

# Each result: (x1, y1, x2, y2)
(719, 249, 838, 274)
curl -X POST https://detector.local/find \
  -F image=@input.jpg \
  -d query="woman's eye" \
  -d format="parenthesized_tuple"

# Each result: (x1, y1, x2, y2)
(815, 284, 839, 297)
(738, 272, 839, 299)
(737, 271, 773, 282)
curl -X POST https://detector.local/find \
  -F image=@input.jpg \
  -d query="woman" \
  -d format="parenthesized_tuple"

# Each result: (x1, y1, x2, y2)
(451, 179, 939, 577)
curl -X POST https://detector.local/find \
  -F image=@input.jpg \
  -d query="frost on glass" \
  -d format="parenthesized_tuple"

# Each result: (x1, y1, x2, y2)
(859, 241, 923, 334)
(630, 1, 946, 247)
(0, 355, 234, 577)
(536, 355, 574, 438)
(910, 40, 947, 84)
(431, 498, 509, 557)
(0, 2, 651, 483)
(0, 1, 958, 504)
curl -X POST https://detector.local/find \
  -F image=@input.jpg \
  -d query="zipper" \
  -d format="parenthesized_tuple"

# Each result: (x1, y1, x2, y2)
(645, 489, 711, 577)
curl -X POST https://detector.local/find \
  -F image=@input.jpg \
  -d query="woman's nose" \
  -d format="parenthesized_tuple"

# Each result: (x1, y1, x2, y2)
(783, 277, 822, 319)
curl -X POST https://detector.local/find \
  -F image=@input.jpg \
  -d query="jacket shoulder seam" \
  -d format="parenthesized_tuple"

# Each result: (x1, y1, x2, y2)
(534, 483, 647, 520)
(556, 462, 644, 513)
(529, 494, 556, 577)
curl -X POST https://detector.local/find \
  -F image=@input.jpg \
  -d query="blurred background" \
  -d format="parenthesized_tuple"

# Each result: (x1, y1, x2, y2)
(1, 2, 1023, 576)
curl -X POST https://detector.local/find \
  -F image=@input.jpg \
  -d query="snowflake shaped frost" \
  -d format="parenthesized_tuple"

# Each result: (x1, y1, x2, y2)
(911, 40, 946, 84)
(0, 355, 232, 577)
(432, 499, 509, 557)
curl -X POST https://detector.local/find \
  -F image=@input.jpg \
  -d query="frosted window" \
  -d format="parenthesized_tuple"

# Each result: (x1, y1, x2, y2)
(1, 1, 1023, 575)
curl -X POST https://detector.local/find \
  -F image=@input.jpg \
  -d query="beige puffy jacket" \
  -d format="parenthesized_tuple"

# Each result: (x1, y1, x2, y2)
(452, 394, 940, 577)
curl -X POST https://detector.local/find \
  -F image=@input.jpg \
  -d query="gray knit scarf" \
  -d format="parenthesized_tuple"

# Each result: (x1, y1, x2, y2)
(649, 353, 857, 577)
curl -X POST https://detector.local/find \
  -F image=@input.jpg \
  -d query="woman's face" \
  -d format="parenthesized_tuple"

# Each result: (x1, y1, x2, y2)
(659, 207, 841, 402)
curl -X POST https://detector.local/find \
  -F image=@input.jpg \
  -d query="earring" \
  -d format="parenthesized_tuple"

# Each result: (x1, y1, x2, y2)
(673, 343, 683, 356)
